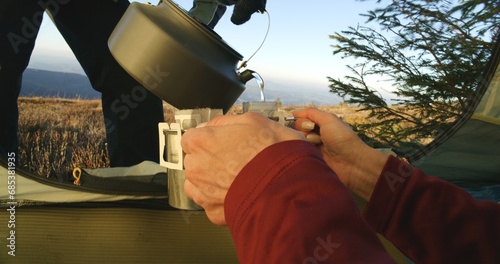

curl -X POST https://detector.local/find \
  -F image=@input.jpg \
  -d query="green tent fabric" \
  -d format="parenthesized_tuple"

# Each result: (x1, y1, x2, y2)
(408, 32, 500, 201)
(0, 205, 238, 263)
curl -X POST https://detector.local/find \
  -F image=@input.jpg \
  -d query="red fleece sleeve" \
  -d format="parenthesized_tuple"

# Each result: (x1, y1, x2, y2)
(364, 156, 500, 263)
(224, 140, 395, 264)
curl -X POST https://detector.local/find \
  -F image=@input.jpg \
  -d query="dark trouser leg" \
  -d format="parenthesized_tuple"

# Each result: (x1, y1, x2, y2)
(0, 1, 44, 162)
(50, 0, 164, 166)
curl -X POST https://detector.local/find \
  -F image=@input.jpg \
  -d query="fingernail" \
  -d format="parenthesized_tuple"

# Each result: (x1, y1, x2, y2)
(196, 122, 207, 128)
(301, 121, 315, 130)
(306, 133, 322, 145)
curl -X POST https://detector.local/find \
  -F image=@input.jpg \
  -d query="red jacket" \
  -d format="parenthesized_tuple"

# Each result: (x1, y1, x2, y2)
(224, 140, 500, 263)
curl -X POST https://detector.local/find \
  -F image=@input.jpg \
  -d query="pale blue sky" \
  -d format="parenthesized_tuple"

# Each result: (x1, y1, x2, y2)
(29, 0, 381, 91)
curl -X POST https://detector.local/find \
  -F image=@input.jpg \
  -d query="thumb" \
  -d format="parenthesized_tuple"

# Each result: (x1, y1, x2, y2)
(293, 108, 337, 128)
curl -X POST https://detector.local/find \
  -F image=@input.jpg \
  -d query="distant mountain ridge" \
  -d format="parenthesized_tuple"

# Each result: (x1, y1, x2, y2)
(21, 68, 341, 105)
(237, 80, 341, 106)
(22, 68, 99, 99)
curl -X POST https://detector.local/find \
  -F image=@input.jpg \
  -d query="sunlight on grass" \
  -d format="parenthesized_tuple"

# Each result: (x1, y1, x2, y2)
(17, 97, 385, 177)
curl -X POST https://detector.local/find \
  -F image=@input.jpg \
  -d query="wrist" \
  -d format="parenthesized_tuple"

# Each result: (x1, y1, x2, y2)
(348, 147, 389, 201)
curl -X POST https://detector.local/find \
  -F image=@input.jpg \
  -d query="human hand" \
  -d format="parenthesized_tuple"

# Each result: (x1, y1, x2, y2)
(292, 108, 388, 201)
(218, 0, 267, 25)
(182, 112, 304, 225)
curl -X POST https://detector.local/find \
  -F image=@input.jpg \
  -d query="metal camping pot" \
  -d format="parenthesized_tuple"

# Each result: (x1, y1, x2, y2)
(108, 0, 261, 112)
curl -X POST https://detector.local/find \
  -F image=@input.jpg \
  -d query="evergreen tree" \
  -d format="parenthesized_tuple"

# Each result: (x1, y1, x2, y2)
(328, 0, 500, 152)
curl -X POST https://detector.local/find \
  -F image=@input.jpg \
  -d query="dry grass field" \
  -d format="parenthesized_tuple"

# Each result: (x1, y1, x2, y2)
(17, 97, 371, 177)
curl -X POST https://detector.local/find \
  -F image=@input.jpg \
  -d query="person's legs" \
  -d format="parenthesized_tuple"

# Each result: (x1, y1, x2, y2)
(51, 0, 164, 166)
(0, 0, 44, 162)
